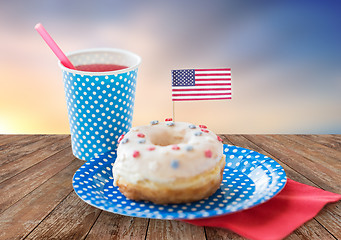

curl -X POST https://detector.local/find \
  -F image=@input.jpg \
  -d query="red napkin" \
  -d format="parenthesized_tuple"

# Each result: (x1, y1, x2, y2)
(183, 179, 341, 240)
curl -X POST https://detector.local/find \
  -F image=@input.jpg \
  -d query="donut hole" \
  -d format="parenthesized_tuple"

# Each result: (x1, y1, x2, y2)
(149, 130, 187, 146)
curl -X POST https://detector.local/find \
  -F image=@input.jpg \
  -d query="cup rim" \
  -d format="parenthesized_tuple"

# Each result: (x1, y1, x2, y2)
(58, 48, 142, 76)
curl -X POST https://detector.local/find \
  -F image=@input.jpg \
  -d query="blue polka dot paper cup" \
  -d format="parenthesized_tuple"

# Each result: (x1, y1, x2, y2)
(59, 48, 141, 160)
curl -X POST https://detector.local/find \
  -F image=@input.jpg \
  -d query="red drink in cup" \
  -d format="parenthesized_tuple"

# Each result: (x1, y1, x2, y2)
(75, 64, 128, 72)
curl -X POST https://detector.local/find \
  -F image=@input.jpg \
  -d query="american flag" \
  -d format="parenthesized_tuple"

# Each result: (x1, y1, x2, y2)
(172, 68, 232, 101)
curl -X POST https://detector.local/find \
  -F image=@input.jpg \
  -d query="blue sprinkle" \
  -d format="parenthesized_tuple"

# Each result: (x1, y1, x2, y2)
(186, 145, 194, 151)
(194, 131, 202, 136)
(171, 159, 179, 169)
(150, 120, 159, 125)
(166, 122, 175, 126)
(188, 124, 196, 129)
(121, 138, 129, 144)
(138, 139, 146, 144)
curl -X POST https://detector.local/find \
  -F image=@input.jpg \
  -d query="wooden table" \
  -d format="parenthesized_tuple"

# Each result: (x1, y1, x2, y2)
(0, 134, 340, 239)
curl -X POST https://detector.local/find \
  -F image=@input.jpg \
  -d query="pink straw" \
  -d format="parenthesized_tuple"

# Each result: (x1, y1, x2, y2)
(35, 23, 75, 69)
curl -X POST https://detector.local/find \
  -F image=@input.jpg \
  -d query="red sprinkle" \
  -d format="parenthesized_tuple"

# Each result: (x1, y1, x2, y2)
(133, 150, 140, 158)
(165, 118, 173, 122)
(172, 145, 180, 150)
(205, 149, 212, 158)
(137, 133, 145, 138)
(147, 146, 155, 151)
(118, 134, 125, 143)
(199, 125, 207, 129)
(201, 129, 209, 133)
(217, 136, 223, 142)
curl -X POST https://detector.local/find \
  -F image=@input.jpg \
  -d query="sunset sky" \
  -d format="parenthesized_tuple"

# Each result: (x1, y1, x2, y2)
(0, 0, 340, 134)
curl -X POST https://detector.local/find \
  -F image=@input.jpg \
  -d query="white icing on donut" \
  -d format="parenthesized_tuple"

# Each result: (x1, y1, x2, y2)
(112, 121, 224, 185)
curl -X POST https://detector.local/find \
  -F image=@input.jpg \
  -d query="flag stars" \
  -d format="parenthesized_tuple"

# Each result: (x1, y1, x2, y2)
(172, 69, 195, 86)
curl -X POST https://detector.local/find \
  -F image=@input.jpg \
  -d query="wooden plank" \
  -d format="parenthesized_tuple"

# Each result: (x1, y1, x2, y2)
(328, 134, 341, 142)
(25, 191, 101, 240)
(0, 159, 84, 240)
(205, 227, 246, 240)
(243, 135, 341, 193)
(0, 134, 31, 146)
(0, 135, 46, 160)
(85, 211, 148, 240)
(300, 135, 341, 151)
(271, 135, 341, 190)
(224, 134, 341, 239)
(0, 146, 75, 213)
(0, 136, 71, 184)
(314, 202, 341, 240)
(278, 233, 302, 240)
(290, 218, 336, 240)
(0, 134, 68, 166)
(146, 219, 206, 240)
(282, 135, 341, 168)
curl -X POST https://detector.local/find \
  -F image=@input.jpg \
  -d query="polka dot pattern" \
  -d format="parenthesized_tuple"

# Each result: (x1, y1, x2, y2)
(62, 69, 138, 160)
(73, 144, 287, 219)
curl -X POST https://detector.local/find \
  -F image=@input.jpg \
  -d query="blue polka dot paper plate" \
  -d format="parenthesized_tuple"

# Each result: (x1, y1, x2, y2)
(73, 144, 287, 220)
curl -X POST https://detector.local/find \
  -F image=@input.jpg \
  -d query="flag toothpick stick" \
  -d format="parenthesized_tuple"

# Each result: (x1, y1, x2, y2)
(172, 102, 175, 122)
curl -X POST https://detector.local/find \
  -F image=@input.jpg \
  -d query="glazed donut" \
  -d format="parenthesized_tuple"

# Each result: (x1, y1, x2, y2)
(112, 120, 225, 204)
